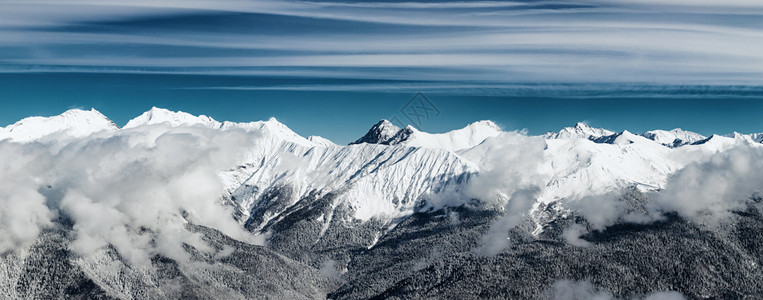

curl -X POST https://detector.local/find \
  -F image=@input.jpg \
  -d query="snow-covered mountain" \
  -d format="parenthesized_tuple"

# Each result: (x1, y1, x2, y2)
(349, 119, 400, 145)
(3, 107, 763, 299)
(690, 133, 759, 152)
(723, 132, 763, 144)
(4, 108, 763, 238)
(750, 133, 763, 143)
(352, 119, 502, 151)
(0, 108, 117, 142)
(124, 106, 221, 129)
(642, 128, 706, 147)
(543, 122, 614, 140)
(540, 130, 677, 203)
(124, 107, 321, 148)
(392, 120, 502, 151)
(3, 108, 761, 229)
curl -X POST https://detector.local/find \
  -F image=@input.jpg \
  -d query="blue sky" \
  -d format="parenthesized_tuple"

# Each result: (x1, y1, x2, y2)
(2, 73, 762, 143)
(0, 0, 762, 143)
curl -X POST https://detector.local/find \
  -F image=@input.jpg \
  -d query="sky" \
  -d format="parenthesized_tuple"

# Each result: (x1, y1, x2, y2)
(0, 0, 762, 143)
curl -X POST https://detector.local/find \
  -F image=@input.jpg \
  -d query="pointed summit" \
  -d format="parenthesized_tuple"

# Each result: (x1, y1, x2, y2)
(545, 122, 614, 140)
(592, 130, 647, 145)
(350, 119, 503, 151)
(350, 119, 402, 145)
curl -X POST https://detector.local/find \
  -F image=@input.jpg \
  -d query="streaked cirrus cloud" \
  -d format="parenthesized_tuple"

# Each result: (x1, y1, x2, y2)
(1, 0, 762, 84)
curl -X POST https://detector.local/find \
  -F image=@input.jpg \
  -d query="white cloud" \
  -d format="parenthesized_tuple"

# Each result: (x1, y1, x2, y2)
(427, 132, 547, 210)
(0, 125, 264, 265)
(545, 279, 687, 300)
(319, 258, 341, 278)
(1, 0, 763, 83)
(428, 132, 549, 256)
(653, 144, 763, 223)
(565, 192, 626, 230)
(556, 142, 763, 235)
(477, 187, 541, 256)
(545, 279, 614, 300)
(561, 224, 591, 247)
(644, 291, 687, 300)
(0, 143, 53, 253)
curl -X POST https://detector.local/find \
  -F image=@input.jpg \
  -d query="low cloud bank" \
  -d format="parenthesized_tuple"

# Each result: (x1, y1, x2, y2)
(559, 143, 763, 247)
(427, 132, 549, 256)
(574, 144, 763, 230)
(431, 131, 763, 254)
(477, 187, 540, 256)
(427, 131, 548, 210)
(0, 125, 263, 264)
(561, 224, 591, 248)
(545, 279, 686, 300)
(653, 145, 763, 223)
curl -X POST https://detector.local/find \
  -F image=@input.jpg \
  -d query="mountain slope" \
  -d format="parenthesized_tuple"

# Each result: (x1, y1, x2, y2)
(0, 218, 334, 299)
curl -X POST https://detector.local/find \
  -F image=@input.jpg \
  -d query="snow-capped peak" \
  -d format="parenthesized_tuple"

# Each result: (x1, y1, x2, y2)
(350, 119, 401, 145)
(0, 108, 118, 142)
(350, 119, 503, 151)
(124, 107, 222, 129)
(592, 129, 654, 145)
(468, 120, 502, 132)
(388, 121, 503, 151)
(221, 117, 317, 147)
(544, 122, 615, 140)
(642, 128, 706, 148)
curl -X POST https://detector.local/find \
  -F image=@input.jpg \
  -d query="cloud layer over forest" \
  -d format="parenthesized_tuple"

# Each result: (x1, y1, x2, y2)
(0, 125, 263, 264)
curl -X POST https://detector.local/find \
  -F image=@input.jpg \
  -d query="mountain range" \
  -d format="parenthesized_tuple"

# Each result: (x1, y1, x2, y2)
(1, 107, 763, 299)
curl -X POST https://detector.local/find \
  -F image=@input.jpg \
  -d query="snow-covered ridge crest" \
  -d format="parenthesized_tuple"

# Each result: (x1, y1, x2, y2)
(0, 108, 117, 142)
(544, 122, 723, 149)
(400, 120, 502, 151)
(352, 119, 503, 151)
(544, 122, 614, 140)
(642, 128, 706, 147)
(124, 106, 220, 129)
(125, 107, 318, 147)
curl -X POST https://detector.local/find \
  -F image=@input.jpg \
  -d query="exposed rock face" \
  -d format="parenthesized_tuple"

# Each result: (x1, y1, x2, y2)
(349, 120, 401, 145)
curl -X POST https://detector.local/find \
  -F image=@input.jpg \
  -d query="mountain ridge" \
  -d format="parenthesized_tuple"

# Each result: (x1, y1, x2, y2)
(2, 107, 760, 149)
